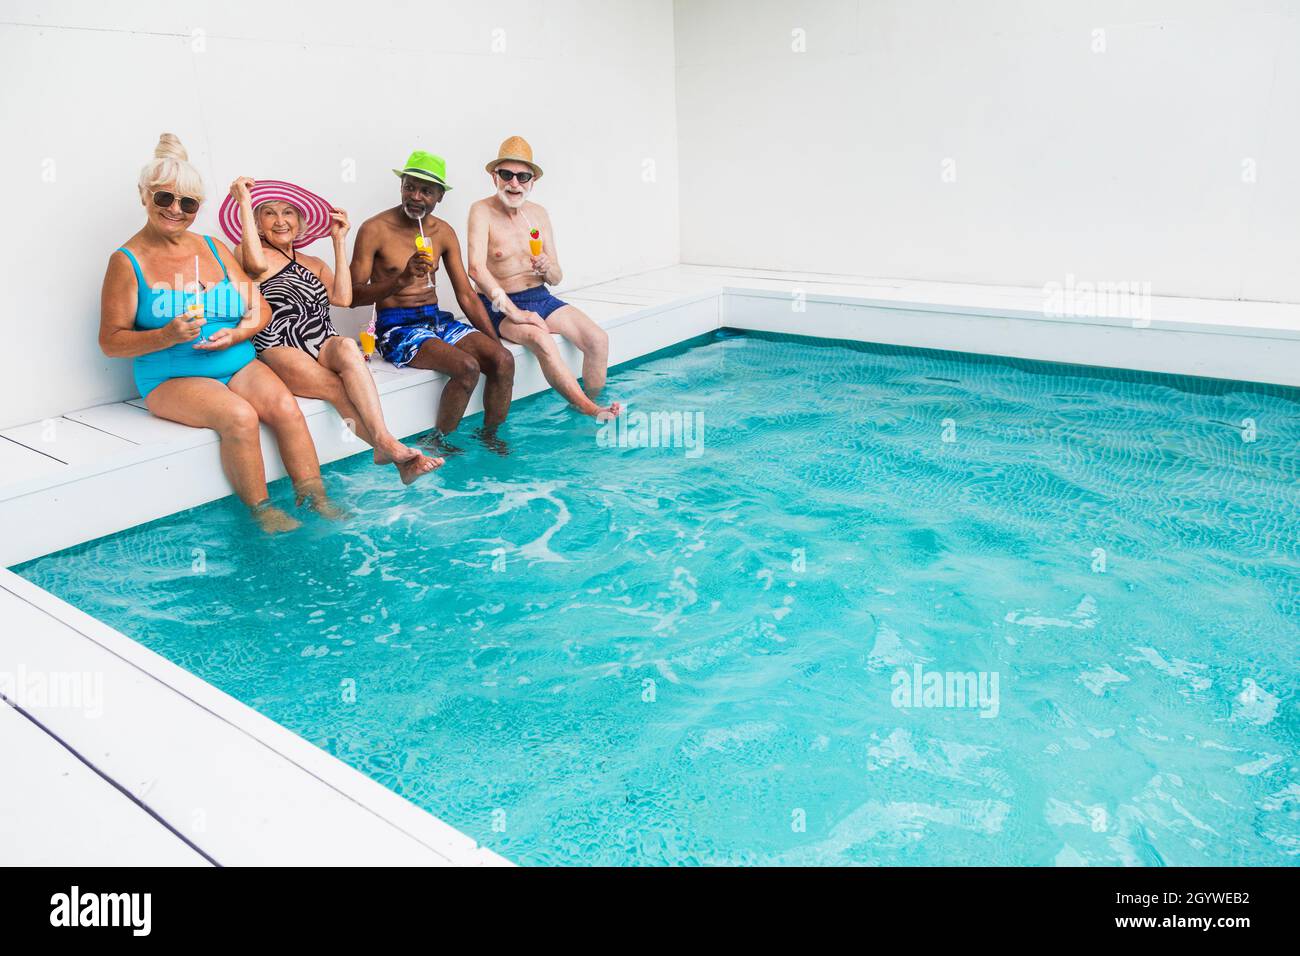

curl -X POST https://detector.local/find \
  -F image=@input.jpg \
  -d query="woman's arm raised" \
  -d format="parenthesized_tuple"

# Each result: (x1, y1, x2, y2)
(230, 177, 268, 279)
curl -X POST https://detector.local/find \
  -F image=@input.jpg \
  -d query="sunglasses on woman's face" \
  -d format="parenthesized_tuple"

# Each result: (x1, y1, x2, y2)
(495, 169, 534, 184)
(152, 191, 200, 214)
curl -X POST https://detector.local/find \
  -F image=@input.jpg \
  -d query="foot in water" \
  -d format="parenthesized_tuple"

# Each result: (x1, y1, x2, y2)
(418, 429, 464, 457)
(373, 441, 443, 485)
(308, 497, 350, 520)
(251, 500, 300, 534)
(292, 479, 350, 521)
(474, 427, 510, 456)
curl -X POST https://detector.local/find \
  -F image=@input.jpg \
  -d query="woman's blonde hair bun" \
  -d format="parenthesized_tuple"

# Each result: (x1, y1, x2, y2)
(153, 132, 189, 162)
(139, 132, 205, 204)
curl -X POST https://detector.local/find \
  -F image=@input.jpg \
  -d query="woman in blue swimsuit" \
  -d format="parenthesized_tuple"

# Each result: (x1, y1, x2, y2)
(99, 134, 343, 532)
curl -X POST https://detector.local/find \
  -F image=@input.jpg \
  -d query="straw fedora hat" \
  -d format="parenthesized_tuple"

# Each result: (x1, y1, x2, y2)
(486, 136, 543, 180)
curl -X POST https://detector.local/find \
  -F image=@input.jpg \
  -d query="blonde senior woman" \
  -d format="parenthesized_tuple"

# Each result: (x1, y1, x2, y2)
(98, 134, 343, 532)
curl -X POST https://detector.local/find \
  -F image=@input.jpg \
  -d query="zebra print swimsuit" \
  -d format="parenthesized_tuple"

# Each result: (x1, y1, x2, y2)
(252, 251, 339, 359)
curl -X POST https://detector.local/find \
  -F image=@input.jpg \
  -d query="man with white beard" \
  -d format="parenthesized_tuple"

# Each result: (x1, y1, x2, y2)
(467, 136, 620, 419)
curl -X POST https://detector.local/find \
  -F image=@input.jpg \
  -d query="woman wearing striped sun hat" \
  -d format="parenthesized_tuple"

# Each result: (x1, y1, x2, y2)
(221, 176, 440, 485)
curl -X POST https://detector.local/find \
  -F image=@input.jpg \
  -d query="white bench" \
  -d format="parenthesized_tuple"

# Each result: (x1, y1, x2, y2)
(0, 267, 725, 565)
(4, 263, 1298, 567)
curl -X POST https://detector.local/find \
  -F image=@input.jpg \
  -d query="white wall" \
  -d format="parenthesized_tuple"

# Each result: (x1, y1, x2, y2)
(675, 0, 1300, 304)
(0, 0, 679, 428)
(6, 0, 1296, 432)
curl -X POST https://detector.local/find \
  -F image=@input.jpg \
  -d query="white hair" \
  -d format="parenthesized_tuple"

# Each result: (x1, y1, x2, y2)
(137, 133, 205, 202)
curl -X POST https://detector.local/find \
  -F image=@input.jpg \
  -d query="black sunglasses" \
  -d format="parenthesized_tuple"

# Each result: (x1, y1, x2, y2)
(495, 169, 534, 184)
(152, 191, 200, 214)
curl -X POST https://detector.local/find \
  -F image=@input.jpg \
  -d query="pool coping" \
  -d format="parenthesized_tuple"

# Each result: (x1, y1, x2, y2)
(0, 568, 512, 866)
(3, 264, 1299, 865)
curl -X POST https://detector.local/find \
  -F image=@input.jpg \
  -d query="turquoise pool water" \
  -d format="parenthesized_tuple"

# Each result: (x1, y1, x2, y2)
(17, 331, 1299, 866)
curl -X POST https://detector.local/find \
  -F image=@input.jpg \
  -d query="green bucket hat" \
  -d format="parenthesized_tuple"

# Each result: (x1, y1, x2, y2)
(392, 150, 452, 191)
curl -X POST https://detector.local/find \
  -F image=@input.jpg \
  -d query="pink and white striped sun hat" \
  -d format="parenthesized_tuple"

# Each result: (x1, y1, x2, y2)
(218, 179, 335, 249)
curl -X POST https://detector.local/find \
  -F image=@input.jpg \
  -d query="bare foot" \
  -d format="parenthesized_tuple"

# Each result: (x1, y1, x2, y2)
(418, 430, 464, 457)
(474, 427, 510, 456)
(293, 479, 350, 521)
(576, 397, 622, 418)
(307, 496, 350, 521)
(373, 441, 441, 484)
(370, 440, 406, 466)
(251, 502, 300, 534)
(396, 450, 442, 484)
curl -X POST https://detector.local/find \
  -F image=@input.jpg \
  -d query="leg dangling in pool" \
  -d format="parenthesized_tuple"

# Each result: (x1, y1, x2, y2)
(250, 498, 301, 533)
(293, 477, 350, 520)
(260, 343, 442, 486)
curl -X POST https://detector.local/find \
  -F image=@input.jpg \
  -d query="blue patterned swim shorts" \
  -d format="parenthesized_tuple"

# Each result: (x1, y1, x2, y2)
(375, 304, 477, 368)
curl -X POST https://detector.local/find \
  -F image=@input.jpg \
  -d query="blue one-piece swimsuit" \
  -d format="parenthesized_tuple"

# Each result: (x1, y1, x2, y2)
(119, 235, 255, 399)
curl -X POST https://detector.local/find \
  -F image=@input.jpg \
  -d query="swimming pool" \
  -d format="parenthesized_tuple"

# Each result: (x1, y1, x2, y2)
(17, 331, 1299, 865)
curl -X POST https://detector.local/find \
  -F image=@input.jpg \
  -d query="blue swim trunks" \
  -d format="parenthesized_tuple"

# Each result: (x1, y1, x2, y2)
(476, 285, 570, 333)
(375, 304, 476, 368)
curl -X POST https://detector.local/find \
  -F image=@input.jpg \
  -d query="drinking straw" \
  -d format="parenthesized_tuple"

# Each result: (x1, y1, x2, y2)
(194, 254, 206, 340)
(417, 220, 433, 288)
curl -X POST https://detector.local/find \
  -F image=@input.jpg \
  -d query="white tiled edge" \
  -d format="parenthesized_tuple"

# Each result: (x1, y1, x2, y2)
(0, 571, 507, 866)
(0, 697, 209, 866)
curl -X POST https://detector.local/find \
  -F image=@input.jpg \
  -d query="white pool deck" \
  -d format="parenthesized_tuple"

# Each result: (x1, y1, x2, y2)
(3, 263, 1298, 866)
